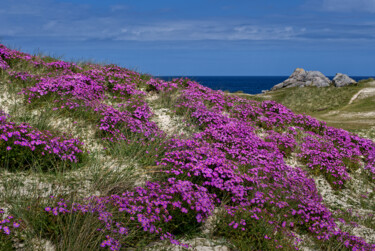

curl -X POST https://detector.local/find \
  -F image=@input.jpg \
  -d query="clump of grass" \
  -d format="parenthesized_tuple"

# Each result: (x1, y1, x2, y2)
(90, 161, 138, 195)
(0, 151, 140, 249)
(213, 209, 295, 250)
(358, 78, 374, 85)
(104, 135, 168, 167)
(7, 193, 106, 250)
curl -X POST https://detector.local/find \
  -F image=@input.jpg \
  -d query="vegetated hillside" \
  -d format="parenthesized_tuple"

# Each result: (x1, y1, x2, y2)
(240, 81, 375, 138)
(0, 44, 374, 251)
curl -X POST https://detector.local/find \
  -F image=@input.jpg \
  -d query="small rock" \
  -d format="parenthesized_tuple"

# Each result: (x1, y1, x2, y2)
(333, 73, 356, 87)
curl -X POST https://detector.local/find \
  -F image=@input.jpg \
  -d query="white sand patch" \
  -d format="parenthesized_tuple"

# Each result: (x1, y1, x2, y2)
(292, 232, 316, 251)
(0, 84, 24, 114)
(13, 235, 56, 250)
(31, 109, 41, 116)
(315, 176, 353, 209)
(202, 208, 219, 235)
(146, 92, 195, 137)
(285, 153, 375, 216)
(283, 145, 375, 211)
(147, 93, 159, 102)
(134, 172, 152, 187)
(279, 154, 374, 248)
(349, 87, 375, 104)
(0, 171, 100, 201)
(355, 127, 375, 141)
(351, 225, 375, 244)
(146, 238, 229, 251)
(152, 108, 178, 135)
(325, 110, 340, 116)
(47, 116, 104, 153)
(254, 128, 267, 139)
(285, 153, 304, 169)
(336, 221, 375, 244)
(340, 112, 375, 119)
(313, 171, 375, 217)
(150, 106, 190, 136)
(47, 115, 137, 173)
(28, 238, 55, 251)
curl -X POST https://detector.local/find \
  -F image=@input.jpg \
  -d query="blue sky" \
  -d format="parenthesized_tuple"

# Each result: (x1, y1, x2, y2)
(1, 0, 375, 76)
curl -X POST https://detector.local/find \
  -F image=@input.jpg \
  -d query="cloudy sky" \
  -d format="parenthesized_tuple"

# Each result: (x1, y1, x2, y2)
(1, 0, 375, 76)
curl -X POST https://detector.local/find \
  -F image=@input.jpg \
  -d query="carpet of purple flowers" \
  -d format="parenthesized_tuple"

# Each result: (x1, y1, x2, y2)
(0, 110, 84, 167)
(1, 43, 375, 250)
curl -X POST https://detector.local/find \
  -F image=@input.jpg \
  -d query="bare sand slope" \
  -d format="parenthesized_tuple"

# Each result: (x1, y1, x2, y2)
(349, 81, 375, 104)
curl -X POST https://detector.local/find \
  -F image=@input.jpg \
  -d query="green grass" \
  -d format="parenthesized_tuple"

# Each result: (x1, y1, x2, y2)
(342, 96, 375, 113)
(266, 86, 361, 113)
(358, 78, 374, 85)
(0, 149, 140, 249)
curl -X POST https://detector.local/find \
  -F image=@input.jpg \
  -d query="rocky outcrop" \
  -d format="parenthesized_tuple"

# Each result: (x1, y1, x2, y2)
(271, 68, 331, 91)
(333, 73, 357, 87)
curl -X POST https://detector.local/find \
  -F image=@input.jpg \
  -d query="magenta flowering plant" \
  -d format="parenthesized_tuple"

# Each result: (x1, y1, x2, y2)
(264, 130, 297, 157)
(16, 53, 166, 144)
(0, 44, 79, 73)
(45, 179, 217, 250)
(22, 73, 107, 104)
(1, 43, 375, 250)
(0, 44, 35, 67)
(7, 70, 38, 83)
(165, 81, 375, 249)
(0, 110, 85, 170)
(145, 78, 178, 92)
(0, 57, 9, 70)
(298, 133, 352, 187)
(94, 102, 160, 142)
(0, 208, 22, 249)
(39, 75, 375, 250)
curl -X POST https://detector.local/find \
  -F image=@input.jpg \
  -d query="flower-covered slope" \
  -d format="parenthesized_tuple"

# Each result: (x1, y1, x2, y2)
(0, 44, 375, 250)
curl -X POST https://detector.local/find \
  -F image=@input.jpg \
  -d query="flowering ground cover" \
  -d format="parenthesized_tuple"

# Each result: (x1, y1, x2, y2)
(1, 44, 375, 250)
(0, 110, 85, 171)
(0, 208, 21, 250)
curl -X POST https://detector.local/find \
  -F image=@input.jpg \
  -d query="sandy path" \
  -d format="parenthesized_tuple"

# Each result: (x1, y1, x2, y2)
(349, 86, 375, 104)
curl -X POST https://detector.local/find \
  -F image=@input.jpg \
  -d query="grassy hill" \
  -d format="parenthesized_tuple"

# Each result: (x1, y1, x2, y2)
(234, 80, 375, 140)
(0, 44, 375, 250)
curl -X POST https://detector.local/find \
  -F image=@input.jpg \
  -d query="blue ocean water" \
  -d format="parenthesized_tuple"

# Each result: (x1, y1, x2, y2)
(157, 76, 373, 95)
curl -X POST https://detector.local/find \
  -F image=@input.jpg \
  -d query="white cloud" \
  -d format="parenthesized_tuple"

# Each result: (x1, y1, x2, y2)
(114, 21, 302, 41)
(0, 0, 307, 42)
(0, 0, 374, 44)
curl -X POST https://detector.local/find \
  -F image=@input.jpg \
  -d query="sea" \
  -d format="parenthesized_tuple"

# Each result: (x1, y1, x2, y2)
(157, 76, 373, 95)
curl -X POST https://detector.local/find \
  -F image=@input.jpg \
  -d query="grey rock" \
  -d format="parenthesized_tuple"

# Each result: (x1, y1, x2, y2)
(271, 68, 331, 91)
(333, 73, 357, 87)
(306, 71, 331, 87)
(271, 82, 286, 90)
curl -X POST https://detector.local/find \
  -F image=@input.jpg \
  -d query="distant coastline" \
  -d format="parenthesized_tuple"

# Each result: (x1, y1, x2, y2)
(157, 76, 373, 95)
